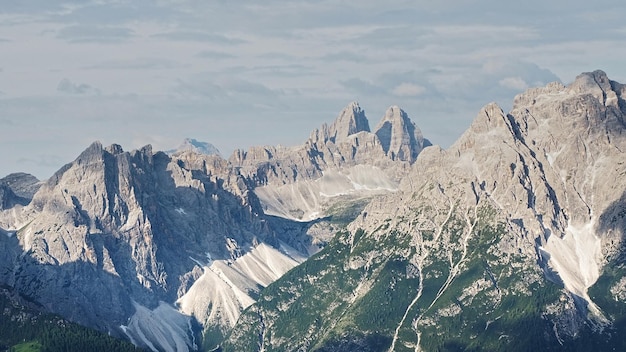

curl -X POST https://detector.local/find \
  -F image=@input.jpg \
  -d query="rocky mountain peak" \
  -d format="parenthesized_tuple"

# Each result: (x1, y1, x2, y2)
(222, 72, 626, 351)
(0, 172, 40, 200)
(467, 102, 508, 134)
(320, 101, 370, 144)
(568, 70, 626, 116)
(105, 143, 124, 155)
(0, 184, 25, 210)
(168, 138, 221, 156)
(77, 140, 104, 161)
(374, 105, 428, 162)
(570, 70, 612, 97)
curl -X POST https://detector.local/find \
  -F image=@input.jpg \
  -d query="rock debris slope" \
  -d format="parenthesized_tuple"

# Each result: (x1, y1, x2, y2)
(231, 101, 429, 221)
(224, 70, 626, 351)
(0, 142, 307, 351)
(0, 102, 428, 351)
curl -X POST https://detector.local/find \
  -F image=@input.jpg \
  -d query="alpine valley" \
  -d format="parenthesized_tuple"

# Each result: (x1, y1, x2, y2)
(1, 70, 626, 352)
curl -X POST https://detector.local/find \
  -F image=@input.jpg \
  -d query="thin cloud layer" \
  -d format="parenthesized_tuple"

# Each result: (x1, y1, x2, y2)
(0, 0, 625, 178)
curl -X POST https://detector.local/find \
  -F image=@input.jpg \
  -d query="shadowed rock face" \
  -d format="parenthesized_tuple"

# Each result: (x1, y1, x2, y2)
(326, 101, 371, 143)
(0, 173, 40, 199)
(0, 141, 311, 341)
(0, 101, 431, 350)
(374, 105, 429, 162)
(0, 173, 39, 211)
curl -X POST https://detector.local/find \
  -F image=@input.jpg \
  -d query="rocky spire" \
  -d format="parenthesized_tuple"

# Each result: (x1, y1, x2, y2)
(374, 106, 428, 162)
(325, 101, 370, 143)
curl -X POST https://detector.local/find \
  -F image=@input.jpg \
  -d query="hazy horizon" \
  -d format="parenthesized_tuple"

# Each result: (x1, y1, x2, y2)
(1, 1, 625, 179)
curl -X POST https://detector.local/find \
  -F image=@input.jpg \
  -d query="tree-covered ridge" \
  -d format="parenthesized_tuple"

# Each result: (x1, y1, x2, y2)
(0, 286, 142, 352)
(223, 197, 626, 351)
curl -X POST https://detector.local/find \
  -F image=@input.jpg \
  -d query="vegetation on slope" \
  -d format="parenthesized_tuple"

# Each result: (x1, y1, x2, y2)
(222, 201, 626, 351)
(0, 286, 142, 352)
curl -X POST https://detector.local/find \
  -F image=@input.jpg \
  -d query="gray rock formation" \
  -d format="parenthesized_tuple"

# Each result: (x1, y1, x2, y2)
(0, 101, 429, 350)
(351, 70, 626, 325)
(0, 172, 40, 199)
(0, 173, 39, 211)
(321, 101, 370, 143)
(224, 70, 626, 351)
(374, 105, 430, 162)
(0, 141, 318, 350)
(230, 102, 429, 221)
(166, 138, 221, 156)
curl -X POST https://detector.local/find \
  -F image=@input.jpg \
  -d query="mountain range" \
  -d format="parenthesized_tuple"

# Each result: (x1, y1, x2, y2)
(1, 70, 626, 351)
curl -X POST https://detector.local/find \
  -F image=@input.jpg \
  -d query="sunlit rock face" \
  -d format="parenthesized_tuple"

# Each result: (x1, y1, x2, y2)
(223, 71, 626, 351)
(231, 101, 429, 221)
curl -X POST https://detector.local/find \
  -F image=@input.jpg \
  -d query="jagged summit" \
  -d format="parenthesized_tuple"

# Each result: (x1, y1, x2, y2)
(457, 69, 626, 154)
(373, 105, 429, 162)
(167, 138, 221, 156)
(224, 71, 626, 351)
(311, 101, 371, 144)
(326, 101, 370, 143)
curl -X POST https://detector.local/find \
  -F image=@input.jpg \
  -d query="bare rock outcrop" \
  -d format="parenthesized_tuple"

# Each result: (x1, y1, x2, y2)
(350, 69, 626, 337)
(230, 102, 430, 221)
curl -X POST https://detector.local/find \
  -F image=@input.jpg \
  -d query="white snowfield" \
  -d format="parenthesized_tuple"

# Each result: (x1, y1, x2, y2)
(541, 220, 608, 323)
(254, 165, 398, 221)
(123, 242, 304, 352)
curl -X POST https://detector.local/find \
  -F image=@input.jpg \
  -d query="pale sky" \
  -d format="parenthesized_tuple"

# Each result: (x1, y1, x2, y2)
(1, 1, 625, 179)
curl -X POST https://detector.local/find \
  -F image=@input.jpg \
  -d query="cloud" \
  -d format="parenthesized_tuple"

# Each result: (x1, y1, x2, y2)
(319, 51, 369, 63)
(196, 50, 236, 60)
(52, 2, 181, 26)
(349, 25, 431, 49)
(392, 83, 426, 97)
(56, 25, 134, 43)
(499, 77, 529, 91)
(340, 78, 386, 95)
(172, 76, 279, 101)
(151, 31, 246, 44)
(16, 154, 66, 169)
(57, 79, 100, 95)
(86, 58, 185, 70)
(241, 64, 317, 78)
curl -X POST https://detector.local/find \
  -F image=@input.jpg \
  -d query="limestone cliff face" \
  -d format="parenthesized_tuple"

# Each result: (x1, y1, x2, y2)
(374, 105, 430, 162)
(0, 142, 300, 335)
(230, 102, 429, 221)
(323, 101, 371, 143)
(348, 69, 626, 338)
(223, 71, 626, 351)
(0, 100, 430, 349)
